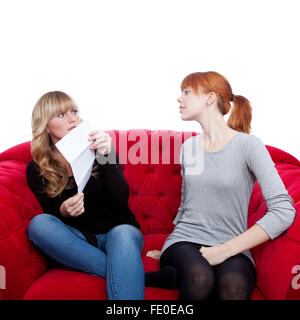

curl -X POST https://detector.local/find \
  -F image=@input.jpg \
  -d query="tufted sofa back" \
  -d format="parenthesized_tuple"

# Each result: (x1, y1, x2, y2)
(0, 130, 300, 300)
(105, 130, 197, 234)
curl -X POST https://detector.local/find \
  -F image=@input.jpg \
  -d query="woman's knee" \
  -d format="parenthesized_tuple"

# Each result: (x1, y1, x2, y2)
(27, 213, 60, 240)
(190, 265, 214, 289)
(108, 224, 144, 251)
(218, 272, 249, 300)
(181, 265, 215, 300)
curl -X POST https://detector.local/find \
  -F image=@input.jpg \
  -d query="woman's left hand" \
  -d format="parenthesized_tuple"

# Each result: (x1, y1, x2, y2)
(88, 130, 112, 155)
(199, 244, 231, 266)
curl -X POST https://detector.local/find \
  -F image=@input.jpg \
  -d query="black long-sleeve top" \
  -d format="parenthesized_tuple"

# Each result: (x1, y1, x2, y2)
(26, 148, 140, 241)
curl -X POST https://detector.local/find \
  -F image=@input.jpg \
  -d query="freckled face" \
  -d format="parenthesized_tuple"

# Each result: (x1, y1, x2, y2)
(47, 108, 80, 144)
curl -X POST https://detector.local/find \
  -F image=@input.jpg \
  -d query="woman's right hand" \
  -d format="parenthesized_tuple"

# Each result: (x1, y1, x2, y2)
(60, 193, 85, 218)
(146, 250, 161, 260)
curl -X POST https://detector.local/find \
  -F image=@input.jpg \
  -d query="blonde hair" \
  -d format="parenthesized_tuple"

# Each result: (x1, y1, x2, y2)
(31, 91, 97, 197)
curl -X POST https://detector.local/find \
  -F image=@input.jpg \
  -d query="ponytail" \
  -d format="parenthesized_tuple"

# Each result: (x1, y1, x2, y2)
(181, 71, 253, 134)
(227, 95, 252, 134)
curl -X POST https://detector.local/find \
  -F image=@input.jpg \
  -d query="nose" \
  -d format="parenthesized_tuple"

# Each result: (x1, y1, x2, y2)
(177, 95, 182, 103)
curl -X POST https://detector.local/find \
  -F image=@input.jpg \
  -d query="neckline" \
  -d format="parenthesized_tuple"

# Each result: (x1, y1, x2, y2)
(197, 132, 242, 154)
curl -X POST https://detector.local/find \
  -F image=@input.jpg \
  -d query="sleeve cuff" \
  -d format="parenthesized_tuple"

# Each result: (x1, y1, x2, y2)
(96, 149, 116, 165)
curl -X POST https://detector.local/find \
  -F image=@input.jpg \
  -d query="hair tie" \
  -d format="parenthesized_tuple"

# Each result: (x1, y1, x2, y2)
(230, 94, 235, 102)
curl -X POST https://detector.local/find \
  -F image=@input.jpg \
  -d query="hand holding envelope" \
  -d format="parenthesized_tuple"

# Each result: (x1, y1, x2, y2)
(88, 130, 112, 155)
(55, 121, 112, 194)
(60, 193, 85, 218)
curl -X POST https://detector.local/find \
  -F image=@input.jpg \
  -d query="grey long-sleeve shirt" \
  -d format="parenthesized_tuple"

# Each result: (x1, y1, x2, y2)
(161, 132, 296, 265)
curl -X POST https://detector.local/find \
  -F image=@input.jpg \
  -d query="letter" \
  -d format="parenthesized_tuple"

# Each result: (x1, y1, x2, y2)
(128, 130, 148, 164)
(177, 305, 184, 314)
(291, 265, 300, 290)
(186, 305, 193, 315)
(116, 306, 122, 315)
(157, 305, 163, 314)
(150, 305, 156, 314)
(118, 130, 128, 164)
(151, 130, 184, 165)
(183, 133, 204, 176)
(171, 305, 177, 314)
(163, 305, 169, 314)
(106, 307, 112, 315)
(123, 307, 130, 314)
(133, 307, 140, 318)
(0, 265, 5, 290)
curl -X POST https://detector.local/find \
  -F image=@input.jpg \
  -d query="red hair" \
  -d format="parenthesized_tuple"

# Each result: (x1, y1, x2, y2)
(181, 71, 252, 134)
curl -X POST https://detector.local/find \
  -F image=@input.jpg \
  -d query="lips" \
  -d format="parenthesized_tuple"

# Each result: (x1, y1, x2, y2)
(68, 126, 76, 131)
(179, 106, 186, 112)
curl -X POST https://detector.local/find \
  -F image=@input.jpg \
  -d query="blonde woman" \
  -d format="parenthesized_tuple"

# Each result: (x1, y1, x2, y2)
(26, 91, 144, 300)
(146, 71, 296, 300)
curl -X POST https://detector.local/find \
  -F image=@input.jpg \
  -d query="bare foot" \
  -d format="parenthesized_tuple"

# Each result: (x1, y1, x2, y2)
(146, 250, 161, 260)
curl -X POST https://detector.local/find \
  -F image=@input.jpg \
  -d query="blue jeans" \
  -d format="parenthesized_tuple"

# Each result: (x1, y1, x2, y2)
(27, 214, 145, 300)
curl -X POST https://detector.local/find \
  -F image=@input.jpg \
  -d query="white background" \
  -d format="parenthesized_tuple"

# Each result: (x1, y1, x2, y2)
(0, 0, 299, 160)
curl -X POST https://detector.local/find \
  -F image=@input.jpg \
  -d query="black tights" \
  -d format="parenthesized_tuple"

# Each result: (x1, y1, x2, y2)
(145, 242, 256, 300)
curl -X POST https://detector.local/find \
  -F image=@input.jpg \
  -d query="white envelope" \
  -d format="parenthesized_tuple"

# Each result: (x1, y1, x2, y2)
(55, 121, 96, 193)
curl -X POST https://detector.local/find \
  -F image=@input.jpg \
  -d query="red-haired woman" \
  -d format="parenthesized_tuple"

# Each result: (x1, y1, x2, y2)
(145, 71, 296, 300)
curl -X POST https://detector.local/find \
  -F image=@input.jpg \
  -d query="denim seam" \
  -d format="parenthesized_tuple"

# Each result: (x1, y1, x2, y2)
(106, 238, 119, 300)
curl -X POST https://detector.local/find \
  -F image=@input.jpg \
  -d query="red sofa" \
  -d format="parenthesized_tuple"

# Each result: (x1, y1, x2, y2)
(0, 129, 300, 300)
